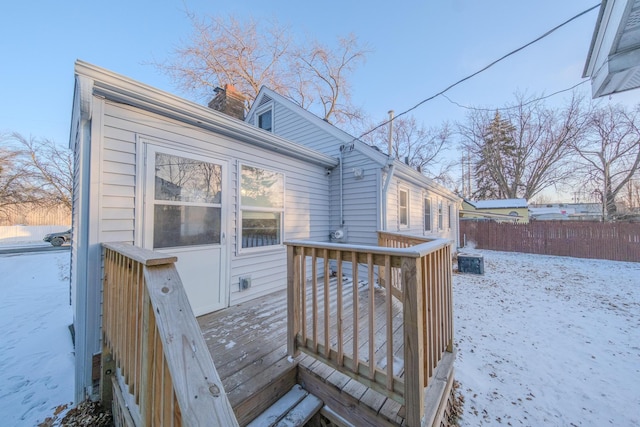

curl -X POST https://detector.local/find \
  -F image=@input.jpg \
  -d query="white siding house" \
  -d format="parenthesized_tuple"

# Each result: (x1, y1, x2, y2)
(246, 87, 461, 247)
(69, 61, 337, 402)
(69, 61, 460, 403)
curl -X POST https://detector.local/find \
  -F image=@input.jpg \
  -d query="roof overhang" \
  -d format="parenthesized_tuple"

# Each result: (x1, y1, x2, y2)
(584, 0, 640, 97)
(70, 60, 339, 169)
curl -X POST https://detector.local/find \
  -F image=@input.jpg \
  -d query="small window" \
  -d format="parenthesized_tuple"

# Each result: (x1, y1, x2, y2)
(424, 197, 432, 232)
(239, 164, 284, 251)
(438, 200, 443, 230)
(257, 108, 273, 132)
(399, 188, 409, 227)
(448, 204, 453, 230)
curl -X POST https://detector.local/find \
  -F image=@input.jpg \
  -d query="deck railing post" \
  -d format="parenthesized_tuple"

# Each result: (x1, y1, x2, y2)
(402, 255, 425, 427)
(287, 244, 300, 357)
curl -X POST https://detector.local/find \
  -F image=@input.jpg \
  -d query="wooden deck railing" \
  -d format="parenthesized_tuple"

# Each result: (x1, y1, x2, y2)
(286, 232, 454, 426)
(101, 243, 238, 427)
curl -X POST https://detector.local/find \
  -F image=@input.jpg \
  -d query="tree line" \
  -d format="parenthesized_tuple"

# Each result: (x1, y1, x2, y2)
(2, 14, 639, 223)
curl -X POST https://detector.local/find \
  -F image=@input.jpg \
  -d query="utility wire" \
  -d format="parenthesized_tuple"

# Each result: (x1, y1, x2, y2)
(441, 79, 590, 112)
(357, 3, 601, 140)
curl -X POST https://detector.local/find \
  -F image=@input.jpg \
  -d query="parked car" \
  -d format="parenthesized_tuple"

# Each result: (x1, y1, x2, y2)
(43, 229, 72, 246)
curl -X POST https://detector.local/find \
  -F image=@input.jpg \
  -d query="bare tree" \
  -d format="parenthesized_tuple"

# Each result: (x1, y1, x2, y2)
(572, 104, 640, 220)
(458, 93, 585, 200)
(361, 115, 455, 185)
(5, 133, 72, 210)
(156, 13, 369, 125)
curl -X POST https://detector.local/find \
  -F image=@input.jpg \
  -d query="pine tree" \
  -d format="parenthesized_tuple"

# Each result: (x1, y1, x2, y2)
(472, 111, 517, 199)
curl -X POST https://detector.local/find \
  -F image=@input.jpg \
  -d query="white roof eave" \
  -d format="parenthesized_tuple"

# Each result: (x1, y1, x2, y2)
(72, 60, 339, 169)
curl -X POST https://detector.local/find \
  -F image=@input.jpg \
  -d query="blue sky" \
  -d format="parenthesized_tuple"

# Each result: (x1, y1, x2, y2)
(1, 1, 636, 151)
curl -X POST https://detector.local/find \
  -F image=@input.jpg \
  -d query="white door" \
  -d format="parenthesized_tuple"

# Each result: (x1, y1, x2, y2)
(144, 146, 228, 316)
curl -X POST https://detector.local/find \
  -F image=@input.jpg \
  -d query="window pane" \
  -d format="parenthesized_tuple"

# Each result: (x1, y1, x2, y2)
(153, 205, 221, 248)
(400, 190, 408, 226)
(242, 211, 281, 248)
(155, 153, 222, 203)
(258, 109, 272, 131)
(424, 198, 431, 231)
(241, 165, 284, 208)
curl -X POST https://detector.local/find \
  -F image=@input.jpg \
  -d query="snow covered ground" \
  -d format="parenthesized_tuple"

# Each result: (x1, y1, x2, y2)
(454, 250, 640, 426)
(0, 245, 637, 426)
(0, 250, 74, 426)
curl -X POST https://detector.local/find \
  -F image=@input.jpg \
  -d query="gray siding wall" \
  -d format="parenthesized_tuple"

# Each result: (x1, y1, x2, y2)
(249, 100, 343, 157)
(331, 148, 380, 246)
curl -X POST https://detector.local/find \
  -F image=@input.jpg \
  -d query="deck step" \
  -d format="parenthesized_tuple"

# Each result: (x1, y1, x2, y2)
(247, 384, 323, 427)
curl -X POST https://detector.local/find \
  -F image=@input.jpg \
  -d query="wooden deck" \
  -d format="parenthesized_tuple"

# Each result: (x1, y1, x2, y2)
(197, 277, 409, 426)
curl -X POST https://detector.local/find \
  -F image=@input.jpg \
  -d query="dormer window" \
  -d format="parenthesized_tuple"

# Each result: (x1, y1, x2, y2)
(257, 108, 273, 132)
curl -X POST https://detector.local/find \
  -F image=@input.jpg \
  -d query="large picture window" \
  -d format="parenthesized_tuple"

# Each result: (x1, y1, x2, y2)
(240, 164, 284, 250)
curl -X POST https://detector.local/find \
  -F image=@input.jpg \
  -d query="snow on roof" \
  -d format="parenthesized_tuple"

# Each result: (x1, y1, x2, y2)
(473, 198, 528, 209)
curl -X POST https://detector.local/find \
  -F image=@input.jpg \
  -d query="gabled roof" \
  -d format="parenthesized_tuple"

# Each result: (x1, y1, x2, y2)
(248, 87, 461, 201)
(466, 198, 528, 209)
(70, 61, 338, 169)
(584, 0, 640, 97)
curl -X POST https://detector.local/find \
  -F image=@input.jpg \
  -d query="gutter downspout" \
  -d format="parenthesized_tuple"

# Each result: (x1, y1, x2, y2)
(339, 146, 344, 226)
(381, 162, 395, 231)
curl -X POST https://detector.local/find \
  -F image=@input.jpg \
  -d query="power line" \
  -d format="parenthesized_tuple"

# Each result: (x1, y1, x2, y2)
(440, 79, 590, 112)
(357, 3, 601, 140)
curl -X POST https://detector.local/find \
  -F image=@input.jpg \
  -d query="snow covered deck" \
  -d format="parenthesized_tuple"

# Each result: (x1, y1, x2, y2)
(197, 281, 441, 426)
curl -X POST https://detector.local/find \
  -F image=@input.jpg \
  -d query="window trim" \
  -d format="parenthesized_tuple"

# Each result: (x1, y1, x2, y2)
(237, 162, 285, 254)
(399, 187, 410, 228)
(448, 203, 453, 230)
(424, 195, 432, 232)
(256, 105, 274, 132)
(438, 200, 443, 231)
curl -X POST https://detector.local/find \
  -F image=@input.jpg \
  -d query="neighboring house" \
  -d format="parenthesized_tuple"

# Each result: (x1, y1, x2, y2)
(246, 86, 461, 247)
(584, 0, 640, 97)
(460, 198, 529, 223)
(529, 203, 603, 221)
(69, 61, 460, 402)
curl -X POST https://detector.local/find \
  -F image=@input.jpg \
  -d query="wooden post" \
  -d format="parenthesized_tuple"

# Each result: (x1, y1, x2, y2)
(403, 255, 425, 427)
(287, 244, 300, 357)
(100, 344, 115, 409)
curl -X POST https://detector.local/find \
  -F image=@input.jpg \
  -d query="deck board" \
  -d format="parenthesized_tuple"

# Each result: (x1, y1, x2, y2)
(197, 277, 407, 426)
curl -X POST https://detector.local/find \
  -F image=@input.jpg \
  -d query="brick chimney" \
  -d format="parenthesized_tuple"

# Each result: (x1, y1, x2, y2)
(208, 84, 246, 120)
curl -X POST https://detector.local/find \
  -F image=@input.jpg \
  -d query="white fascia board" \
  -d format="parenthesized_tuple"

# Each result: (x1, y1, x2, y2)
(74, 61, 338, 169)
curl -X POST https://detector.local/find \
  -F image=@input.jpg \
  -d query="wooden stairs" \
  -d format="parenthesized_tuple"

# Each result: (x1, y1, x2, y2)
(247, 384, 323, 427)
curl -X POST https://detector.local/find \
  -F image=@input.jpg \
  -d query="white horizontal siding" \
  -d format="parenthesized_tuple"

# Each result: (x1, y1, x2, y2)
(99, 100, 330, 307)
(385, 177, 458, 243)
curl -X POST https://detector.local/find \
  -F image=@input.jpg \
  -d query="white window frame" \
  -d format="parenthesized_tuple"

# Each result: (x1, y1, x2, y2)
(448, 203, 453, 230)
(438, 200, 443, 231)
(238, 162, 285, 254)
(424, 196, 432, 232)
(256, 105, 273, 132)
(399, 187, 409, 228)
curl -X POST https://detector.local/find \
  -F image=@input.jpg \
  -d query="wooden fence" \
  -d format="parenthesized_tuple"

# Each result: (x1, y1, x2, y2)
(0, 203, 71, 226)
(460, 220, 640, 262)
